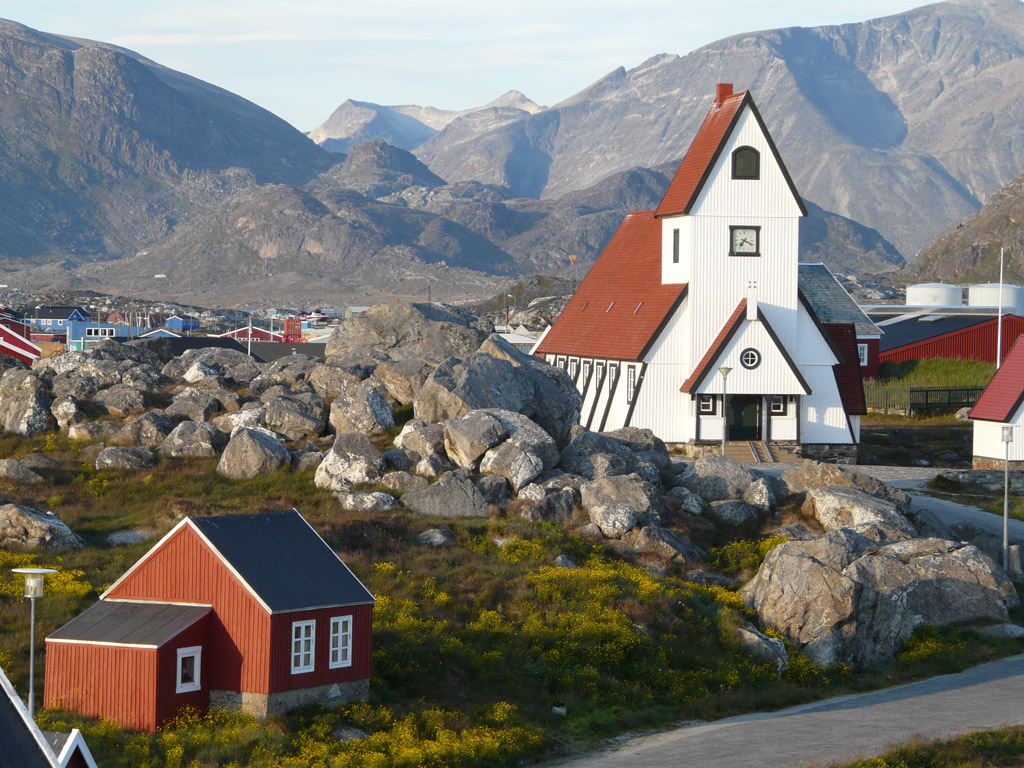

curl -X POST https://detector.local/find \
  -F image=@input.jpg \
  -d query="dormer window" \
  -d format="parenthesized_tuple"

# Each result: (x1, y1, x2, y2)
(732, 146, 759, 179)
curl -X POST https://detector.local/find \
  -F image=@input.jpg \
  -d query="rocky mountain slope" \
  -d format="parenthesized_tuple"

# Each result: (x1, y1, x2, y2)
(409, 0, 1024, 260)
(903, 170, 1024, 283)
(308, 91, 543, 154)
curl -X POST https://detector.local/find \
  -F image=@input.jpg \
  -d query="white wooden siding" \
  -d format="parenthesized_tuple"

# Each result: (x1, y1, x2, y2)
(973, 417, 1024, 461)
(800, 366, 852, 443)
(692, 316, 807, 397)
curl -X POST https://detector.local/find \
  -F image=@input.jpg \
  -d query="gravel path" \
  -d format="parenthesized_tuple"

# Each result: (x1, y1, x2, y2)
(551, 654, 1024, 768)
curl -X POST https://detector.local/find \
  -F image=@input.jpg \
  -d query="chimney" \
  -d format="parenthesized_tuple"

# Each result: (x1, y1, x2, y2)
(715, 83, 734, 108)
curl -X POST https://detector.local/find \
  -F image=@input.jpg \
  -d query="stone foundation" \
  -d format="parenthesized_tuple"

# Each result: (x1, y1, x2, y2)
(210, 679, 370, 718)
(796, 443, 858, 465)
(669, 443, 723, 459)
(972, 456, 1024, 471)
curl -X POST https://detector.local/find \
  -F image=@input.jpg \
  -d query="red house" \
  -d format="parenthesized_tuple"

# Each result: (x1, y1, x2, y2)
(44, 510, 375, 732)
(0, 323, 42, 364)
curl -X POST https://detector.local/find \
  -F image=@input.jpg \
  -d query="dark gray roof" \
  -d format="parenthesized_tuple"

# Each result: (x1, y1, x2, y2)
(874, 314, 994, 352)
(48, 600, 211, 646)
(797, 264, 882, 336)
(41, 732, 69, 757)
(31, 306, 89, 320)
(248, 341, 325, 362)
(190, 509, 375, 613)
(0, 669, 55, 768)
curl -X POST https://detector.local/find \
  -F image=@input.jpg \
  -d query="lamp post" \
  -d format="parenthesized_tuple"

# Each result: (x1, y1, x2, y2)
(11, 567, 57, 718)
(505, 293, 515, 328)
(1003, 425, 1014, 570)
(127, 274, 166, 340)
(719, 366, 733, 456)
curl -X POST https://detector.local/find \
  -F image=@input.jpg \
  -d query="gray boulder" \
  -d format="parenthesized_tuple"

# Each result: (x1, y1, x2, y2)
(325, 302, 491, 364)
(381, 471, 429, 493)
(580, 474, 659, 522)
(625, 526, 705, 564)
(110, 411, 175, 448)
(743, 477, 776, 512)
(666, 486, 707, 516)
(589, 503, 638, 538)
(520, 488, 576, 524)
(396, 420, 447, 461)
(328, 384, 393, 436)
(781, 460, 910, 511)
(374, 359, 434, 404)
(559, 426, 665, 483)
(306, 363, 364, 400)
(381, 448, 414, 473)
(0, 388, 55, 435)
(51, 395, 85, 431)
(736, 624, 789, 673)
(676, 455, 760, 502)
(478, 410, 559, 490)
(212, 407, 265, 433)
(51, 371, 101, 400)
(166, 392, 224, 424)
(291, 450, 325, 473)
(707, 499, 762, 526)
(333, 491, 398, 512)
(401, 469, 489, 518)
(264, 395, 328, 440)
(443, 411, 508, 469)
(0, 459, 43, 485)
(475, 474, 512, 506)
(414, 336, 581, 442)
(416, 527, 456, 547)
(216, 427, 290, 479)
(803, 487, 917, 540)
(742, 531, 1019, 668)
(0, 503, 83, 549)
(414, 452, 454, 477)
(314, 432, 387, 491)
(95, 446, 156, 471)
(68, 420, 119, 442)
(94, 384, 148, 418)
(158, 421, 229, 458)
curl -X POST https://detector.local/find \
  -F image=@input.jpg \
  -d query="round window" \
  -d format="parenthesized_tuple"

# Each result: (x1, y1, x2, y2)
(740, 348, 761, 370)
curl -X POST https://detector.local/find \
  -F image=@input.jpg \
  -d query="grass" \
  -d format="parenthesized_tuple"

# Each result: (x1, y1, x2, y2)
(864, 358, 996, 416)
(823, 725, 1024, 767)
(859, 424, 972, 467)
(1, 431, 1022, 768)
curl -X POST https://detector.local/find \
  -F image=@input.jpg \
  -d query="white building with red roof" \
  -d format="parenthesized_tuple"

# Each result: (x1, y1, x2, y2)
(536, 84, 866, 459)
(969, 338, 1024, 469)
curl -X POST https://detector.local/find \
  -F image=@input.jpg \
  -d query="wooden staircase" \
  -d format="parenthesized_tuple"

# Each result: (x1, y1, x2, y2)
(720, 442, 803, 464)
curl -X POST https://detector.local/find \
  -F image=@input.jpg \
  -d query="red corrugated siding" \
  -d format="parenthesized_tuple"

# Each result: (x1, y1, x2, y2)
(45, 643, 157, 732)
(881, 316, 1024, 365)
(155, 613, 212, 727)
(267, 604, 373, 692)
(106, 525, 273, 694)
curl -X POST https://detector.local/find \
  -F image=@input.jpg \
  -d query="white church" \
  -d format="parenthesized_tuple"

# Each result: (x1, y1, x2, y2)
(536, 84, 868, 460)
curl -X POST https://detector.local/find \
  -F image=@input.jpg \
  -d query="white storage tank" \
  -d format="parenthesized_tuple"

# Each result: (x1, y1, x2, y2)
(968, 283, 1024, 316)
(906, 283, 962, 307)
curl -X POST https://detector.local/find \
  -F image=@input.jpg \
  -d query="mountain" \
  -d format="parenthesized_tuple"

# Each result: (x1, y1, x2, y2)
(902, 171, 1024, 283)
(308, 91, 543, 155)
(411, 0, 1024, 261)
(0, 19, 330, 270)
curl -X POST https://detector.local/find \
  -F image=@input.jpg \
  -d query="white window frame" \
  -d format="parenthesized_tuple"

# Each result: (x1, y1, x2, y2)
(608, 363, 618, 388)
(569, 358, 578, 379)
(770, 395, 786, 415)
(699, 395, 716, 415)
(329, 616, 353, 669)
(583, 360, 592, 380)
(175, 646, 202, 694)
(291, 620, 316, 674)
(857, 343, 868, 366)
(626, 366, 636, 404)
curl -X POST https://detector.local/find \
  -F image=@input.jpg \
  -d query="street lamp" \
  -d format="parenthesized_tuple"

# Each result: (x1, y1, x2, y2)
(505, 294, 515, 328)
(1003, 425, 1014, 569)
(11, 567, 57, 717)
(127, 274, 167, 340)
(719, 366, 733, 456)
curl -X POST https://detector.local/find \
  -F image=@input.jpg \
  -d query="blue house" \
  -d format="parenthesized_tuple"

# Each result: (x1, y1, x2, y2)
(166, 315, 200, 331)
(67, 321, 148, 350)
(30, 306, 90, 329)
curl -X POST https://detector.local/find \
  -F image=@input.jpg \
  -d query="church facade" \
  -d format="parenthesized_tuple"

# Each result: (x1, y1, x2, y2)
(536, 84, 866, 459)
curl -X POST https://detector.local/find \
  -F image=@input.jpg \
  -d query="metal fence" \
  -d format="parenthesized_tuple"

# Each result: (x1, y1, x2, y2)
(865, 385, 985, 415)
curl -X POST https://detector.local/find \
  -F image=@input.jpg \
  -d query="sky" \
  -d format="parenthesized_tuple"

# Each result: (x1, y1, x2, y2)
(2, 0, 928, 132)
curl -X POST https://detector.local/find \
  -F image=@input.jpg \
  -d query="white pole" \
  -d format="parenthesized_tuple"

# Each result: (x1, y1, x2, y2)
(1004, 426, 1012, 570)
(997, 246, 1005, 368)
(27, 595, 36, 718)
(247, 314, 253, 357)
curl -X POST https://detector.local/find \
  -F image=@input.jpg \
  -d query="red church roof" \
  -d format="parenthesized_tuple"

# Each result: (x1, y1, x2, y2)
(969, 338, 1024, 422)
(654, 84, 807, 219)
(655, 87, 747, 218)
(823, 323, 868, 416)
(534, 210, 687, 361)
(680, 299, 747, 393)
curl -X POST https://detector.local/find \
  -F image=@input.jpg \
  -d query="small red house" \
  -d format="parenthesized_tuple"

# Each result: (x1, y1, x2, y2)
(45, 510, 375, 732)
(0, 323, 42, 364)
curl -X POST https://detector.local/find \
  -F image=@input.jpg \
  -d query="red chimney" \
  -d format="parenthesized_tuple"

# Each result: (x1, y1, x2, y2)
(715, 83, 733, 107)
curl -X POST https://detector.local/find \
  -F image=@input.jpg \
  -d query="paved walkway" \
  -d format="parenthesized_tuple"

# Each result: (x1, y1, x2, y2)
(551, 654, 1024, 768)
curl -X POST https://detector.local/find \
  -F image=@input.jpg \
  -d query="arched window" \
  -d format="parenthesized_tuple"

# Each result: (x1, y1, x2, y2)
(732, 146, 760, 179)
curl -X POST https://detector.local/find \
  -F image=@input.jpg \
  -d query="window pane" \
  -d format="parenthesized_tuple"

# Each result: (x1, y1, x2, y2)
(180, 656, 194, 684)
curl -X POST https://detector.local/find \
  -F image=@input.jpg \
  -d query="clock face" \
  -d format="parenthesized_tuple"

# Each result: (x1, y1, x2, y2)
(732, 227, 758, 254)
